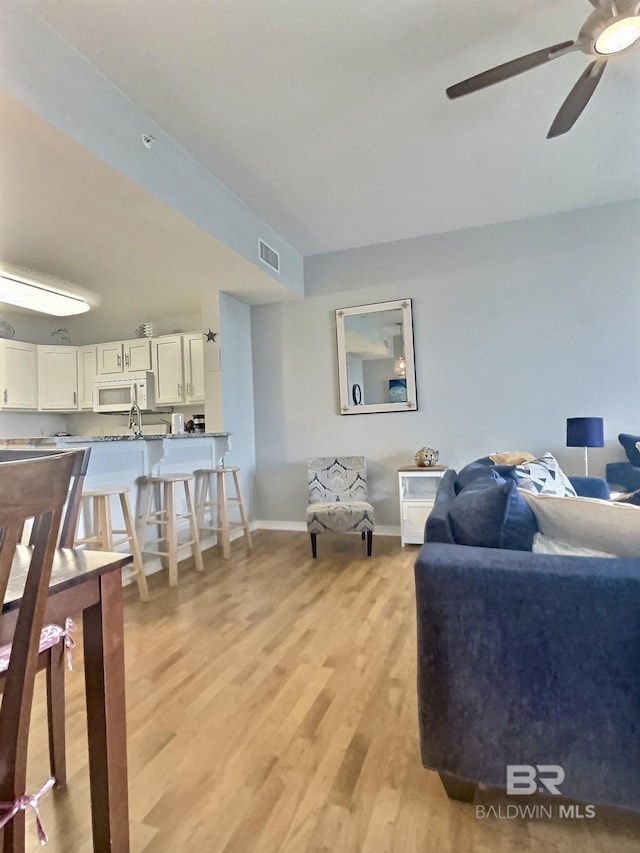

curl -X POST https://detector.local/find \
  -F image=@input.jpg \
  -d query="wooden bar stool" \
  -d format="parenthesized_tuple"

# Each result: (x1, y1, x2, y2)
(137, 474, 204, 586)
(194, 466, 252, 559)
(75, 486, 150, 602)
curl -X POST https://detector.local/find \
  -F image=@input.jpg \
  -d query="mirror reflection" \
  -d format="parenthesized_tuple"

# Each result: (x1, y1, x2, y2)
(336, 299, 417, 415)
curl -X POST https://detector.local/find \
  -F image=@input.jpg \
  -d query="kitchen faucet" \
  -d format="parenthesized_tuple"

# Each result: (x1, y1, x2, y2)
(128, 402, 143, 436)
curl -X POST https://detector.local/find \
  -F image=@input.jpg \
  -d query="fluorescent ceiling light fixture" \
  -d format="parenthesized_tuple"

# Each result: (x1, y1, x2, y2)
(0, 274, 91, 316)
(594, 16, 640, 55)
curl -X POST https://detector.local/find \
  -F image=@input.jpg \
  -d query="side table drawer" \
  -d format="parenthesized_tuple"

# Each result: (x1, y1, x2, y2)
(402, 500, 435, 545)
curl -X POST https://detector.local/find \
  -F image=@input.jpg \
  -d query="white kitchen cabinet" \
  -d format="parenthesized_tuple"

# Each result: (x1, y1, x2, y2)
(183, 333, 204, 403)
(123, 338, 152, 372)
(152, 335, 184, 405)
(78, 346, 98, 409)
(0, 340, 38, 409)
(398, 465, 448, 546)
(96, 339, 152, 375)
(37, 346, 79, 410)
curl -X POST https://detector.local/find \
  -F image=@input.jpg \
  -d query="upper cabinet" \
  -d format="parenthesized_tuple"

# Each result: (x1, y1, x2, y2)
(153, 335, 184, 405)
(152, 332, 205, 405)
(78, 346, 98, 409)
(183, 333, 204, 403)
(0, 332, 204, 413)
(0, 340, 38, 410)
(37, 345, 79, 410)
(96, 339, 152, 375)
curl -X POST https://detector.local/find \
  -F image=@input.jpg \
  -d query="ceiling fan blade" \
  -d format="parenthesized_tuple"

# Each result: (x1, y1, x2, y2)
(547, 60, 607, 138)
(446, 41, 575, 99)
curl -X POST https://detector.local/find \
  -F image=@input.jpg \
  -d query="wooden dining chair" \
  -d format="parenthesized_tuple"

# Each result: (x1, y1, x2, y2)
(0, 447, 90, 790)
(0, 451, 78, 852)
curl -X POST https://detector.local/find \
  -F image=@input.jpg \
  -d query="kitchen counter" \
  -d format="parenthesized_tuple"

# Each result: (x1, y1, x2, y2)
(0, 432, 229, 445)
(0, 432, 234, 576)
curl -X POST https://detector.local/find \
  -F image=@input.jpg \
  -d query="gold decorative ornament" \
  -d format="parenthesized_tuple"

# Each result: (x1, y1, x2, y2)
(414, 447, 439, 467)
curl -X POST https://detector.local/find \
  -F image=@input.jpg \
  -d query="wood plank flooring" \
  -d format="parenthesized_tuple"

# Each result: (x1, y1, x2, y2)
(23, 531, 640, 851)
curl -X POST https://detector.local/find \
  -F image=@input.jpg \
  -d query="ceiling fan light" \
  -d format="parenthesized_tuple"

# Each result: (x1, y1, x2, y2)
(594, 17, 640, 55)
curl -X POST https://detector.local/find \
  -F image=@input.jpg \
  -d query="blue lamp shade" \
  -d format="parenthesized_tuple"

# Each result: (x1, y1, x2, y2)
(566, 417, 604, 448)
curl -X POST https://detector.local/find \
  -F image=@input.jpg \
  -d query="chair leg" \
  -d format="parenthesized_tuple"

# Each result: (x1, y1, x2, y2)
(310, 533, 317, 559)
(46, 643, 66, 788)
(361, 531, 366, 540)
(366, 530, 373, 557)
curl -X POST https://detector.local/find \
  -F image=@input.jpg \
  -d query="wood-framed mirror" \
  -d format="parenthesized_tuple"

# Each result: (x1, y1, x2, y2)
(336, 298, 417, 415)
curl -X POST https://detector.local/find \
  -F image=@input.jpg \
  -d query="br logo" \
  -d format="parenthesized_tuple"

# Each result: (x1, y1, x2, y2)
(507, 765, 565, 796)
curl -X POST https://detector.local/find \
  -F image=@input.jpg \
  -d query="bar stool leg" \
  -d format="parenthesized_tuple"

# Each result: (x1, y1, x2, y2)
(217, 471, 231, 559)
(184, 480, 204, 573)
(100, 494, 114, 551)
(232, 469, 253, 550)
(119, 491, 149, 602)
(165, 481, 178, 586)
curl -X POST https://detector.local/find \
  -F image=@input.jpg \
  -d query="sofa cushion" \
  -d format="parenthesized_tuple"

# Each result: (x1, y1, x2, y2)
(606, 461, 640, 493)
(449, 480, 538, 551)
(618, 433, 640, 466)
(520, 490, 640, 557)
(424, 469, 457, 545)
(454, 457, 495, 492)
(513, 452, 576, 497)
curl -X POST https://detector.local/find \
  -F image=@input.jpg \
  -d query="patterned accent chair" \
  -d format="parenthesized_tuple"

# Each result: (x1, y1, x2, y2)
(306, 457, 375, 558)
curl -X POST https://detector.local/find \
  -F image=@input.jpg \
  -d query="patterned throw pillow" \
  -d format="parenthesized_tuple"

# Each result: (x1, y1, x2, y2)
(514, 452, 577, 497)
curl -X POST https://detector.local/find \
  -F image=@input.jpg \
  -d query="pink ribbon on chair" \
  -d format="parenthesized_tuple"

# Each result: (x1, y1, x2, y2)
(0, 777, 55, 845)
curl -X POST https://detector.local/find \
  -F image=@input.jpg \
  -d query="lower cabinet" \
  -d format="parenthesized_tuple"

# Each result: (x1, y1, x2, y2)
(37, 346, 79, 410)
(0, 340, 38, 410)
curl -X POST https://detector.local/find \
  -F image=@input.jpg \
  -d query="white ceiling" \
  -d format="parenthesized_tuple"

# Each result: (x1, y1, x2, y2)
(0, 89, 294, 327)
(23, 0, 640, 256)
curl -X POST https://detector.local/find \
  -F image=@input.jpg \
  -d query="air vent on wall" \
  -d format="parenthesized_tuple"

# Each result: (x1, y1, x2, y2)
(259, 239, 280, 274)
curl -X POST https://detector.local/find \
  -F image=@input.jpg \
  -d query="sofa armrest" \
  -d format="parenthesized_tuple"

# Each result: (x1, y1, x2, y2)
(414, 542, 640, 810)
(569, 476, 610, 500)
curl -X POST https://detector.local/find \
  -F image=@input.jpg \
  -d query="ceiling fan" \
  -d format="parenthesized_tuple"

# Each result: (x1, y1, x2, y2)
(446, 0, 640, 138)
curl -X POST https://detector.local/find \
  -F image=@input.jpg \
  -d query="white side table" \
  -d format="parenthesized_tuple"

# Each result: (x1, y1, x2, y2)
(398, 465, 448, 546)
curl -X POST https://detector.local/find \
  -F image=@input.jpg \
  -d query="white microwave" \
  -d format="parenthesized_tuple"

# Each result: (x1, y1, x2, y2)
(93, 372, 157, 413)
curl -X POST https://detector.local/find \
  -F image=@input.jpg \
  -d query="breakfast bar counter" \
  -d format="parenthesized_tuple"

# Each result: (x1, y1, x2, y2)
(0, 433, 233, 568)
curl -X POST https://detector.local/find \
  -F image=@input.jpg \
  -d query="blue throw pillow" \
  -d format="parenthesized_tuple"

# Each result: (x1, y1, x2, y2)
(449, 480, 538, 551)
(618, 434, 640, 467)
(454, 457, 495, 492)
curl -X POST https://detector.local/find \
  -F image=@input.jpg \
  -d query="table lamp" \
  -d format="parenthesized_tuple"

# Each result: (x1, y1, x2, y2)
(566, 417, 604, 476)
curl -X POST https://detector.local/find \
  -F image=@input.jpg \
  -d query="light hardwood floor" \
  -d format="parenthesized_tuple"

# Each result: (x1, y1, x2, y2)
(24, 531, 640, 851)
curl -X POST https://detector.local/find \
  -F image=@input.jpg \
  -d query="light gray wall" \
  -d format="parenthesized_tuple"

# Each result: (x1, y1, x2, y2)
(252, 200, 640, 527)
(220, 293, 256, 518)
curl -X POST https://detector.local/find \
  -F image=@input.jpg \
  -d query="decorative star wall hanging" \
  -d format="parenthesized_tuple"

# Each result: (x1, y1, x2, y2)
(205, 328, 217, 342)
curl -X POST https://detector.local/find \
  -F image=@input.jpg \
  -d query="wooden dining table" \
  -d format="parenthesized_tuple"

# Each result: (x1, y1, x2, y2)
(1, 545, 133, 852)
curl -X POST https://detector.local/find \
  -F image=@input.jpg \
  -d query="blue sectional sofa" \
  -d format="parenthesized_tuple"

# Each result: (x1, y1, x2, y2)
(414, 461, 640, 812)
